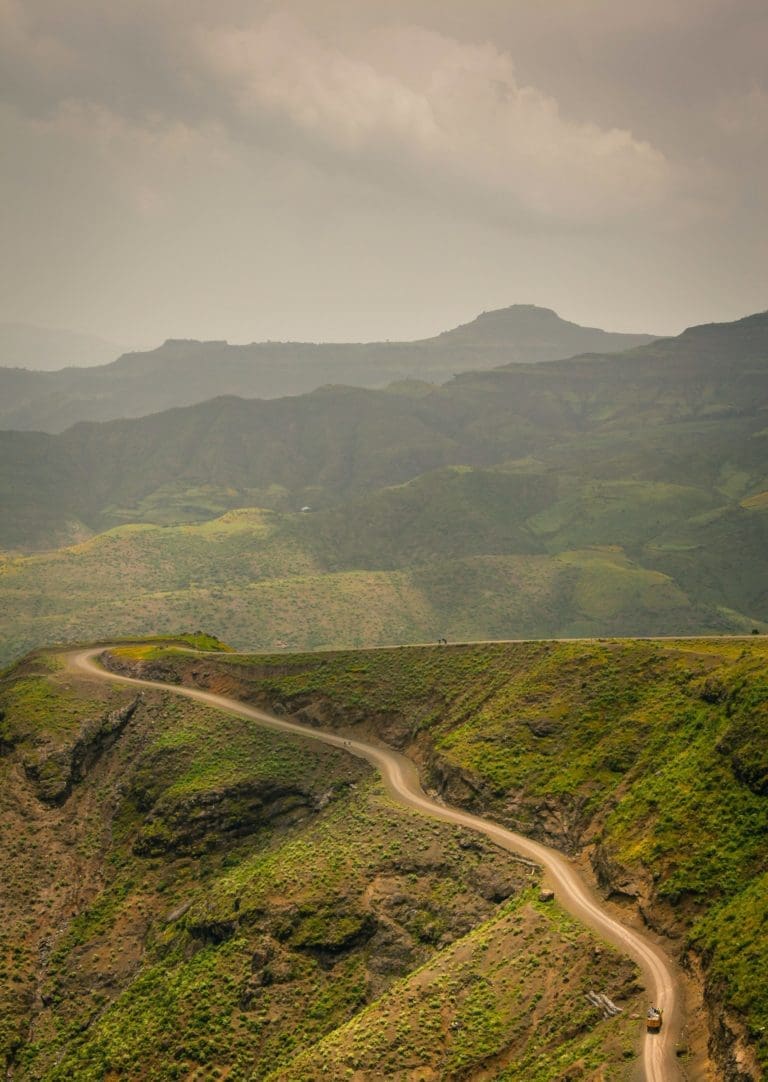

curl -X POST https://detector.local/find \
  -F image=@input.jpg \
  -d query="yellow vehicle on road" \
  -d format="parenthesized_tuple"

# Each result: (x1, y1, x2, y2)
(647, 1006, 663, 1033)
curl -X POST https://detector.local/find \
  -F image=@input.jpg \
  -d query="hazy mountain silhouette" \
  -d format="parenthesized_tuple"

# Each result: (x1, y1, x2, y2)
(0, 305, 654, 432)
(0, 308, 763, 543)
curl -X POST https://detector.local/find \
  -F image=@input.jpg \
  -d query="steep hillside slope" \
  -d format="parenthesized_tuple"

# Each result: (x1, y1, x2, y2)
(0, 643, 643, 1080)
(125, 635, 768, 1080)
(0, 305, 654, 432)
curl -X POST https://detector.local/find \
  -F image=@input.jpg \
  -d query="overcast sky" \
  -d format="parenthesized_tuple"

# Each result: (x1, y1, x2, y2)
(1, 0, 766, 346)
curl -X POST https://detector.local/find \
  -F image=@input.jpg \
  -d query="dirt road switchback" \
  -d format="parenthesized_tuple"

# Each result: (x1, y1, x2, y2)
(70, 647, 685, 1082)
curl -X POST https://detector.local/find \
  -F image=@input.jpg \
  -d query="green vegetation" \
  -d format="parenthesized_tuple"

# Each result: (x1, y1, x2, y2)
(1, 644, 643, 1079)
(271, 892, 640, 1081)
(0, 485, 759, 667)
(2, 309, 768, 661)
(0, 650, 121, 746)
(146, 635, 768, 1071)
(2, 303, 768, 1075)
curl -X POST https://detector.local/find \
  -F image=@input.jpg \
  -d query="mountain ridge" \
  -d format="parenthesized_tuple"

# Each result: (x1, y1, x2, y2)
(0, 308, 765, 553)
(0, 305, 655, 433)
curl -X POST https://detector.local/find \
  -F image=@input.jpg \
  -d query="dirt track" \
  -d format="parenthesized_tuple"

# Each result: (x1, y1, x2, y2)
(70, 646, 684, 1082)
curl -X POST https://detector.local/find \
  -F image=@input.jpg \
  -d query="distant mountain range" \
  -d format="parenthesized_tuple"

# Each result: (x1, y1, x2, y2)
(0, 322, 125, 371)
(0, 305, 654, 433)
(0, 309, 762, 544)
(1, 309, 767, 660)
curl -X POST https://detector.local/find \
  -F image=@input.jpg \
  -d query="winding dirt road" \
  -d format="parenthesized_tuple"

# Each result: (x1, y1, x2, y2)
(70, 647, 683, 1081)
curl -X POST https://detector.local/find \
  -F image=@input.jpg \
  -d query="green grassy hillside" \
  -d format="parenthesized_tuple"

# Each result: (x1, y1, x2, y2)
(129, 635, 768, 1077)
(0, 498, 754, 668)
(0, 645, 643, 1080)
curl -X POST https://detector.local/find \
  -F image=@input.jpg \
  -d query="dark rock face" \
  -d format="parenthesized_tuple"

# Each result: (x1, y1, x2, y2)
(133, 781, 316, 856)
(22, 696, 141, 805)
(420, 739, 589, 854)
(716, 715, 768, 796)
(286, 907, 378, 967)
(710, 1009, 762, 1081)
(366, 923, 417, 980)
(249, 939, 275, 973)
(99, 651, 181, 685)
(501, 791, 591, 854)
(185, 916, 237, 945)
(472, 865, 519, 904)
(698, 677, 731, 705)
(590, 843, 645, 906)
(291, 698, 412, 747)
(0, 709, 13, 755)
(728, 747, 768, 796)
(422, 752, 488, 805)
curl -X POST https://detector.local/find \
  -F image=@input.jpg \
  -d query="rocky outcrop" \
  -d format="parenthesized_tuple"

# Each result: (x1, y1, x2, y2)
(524, 716, 560, 737)
(288, 696, 412, 747)
(414, 736, 590, 854)
(590, 842, 648, 907)
(716, 716, 768, 797)
(420, 748, 489, 806)
(500, 790, 592, 854)
(0, 708, 13, 755)
(133, 780, 316, 856)
(99, 650, 182, 685)
(285, 906, 378, 965)
(710, 1008, 762, 1081)
(22, 696, 141, 804)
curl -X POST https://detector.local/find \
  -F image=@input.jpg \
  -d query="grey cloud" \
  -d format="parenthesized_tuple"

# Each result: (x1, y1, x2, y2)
(0, 1, 766, 345)
(1, 3, 675, 224)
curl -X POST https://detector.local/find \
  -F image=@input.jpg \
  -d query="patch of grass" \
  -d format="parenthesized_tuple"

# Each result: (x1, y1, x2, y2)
(0, 651, 122, 745)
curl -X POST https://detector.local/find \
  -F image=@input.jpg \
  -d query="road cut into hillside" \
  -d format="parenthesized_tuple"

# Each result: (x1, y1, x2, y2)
(70, 646, 684, 1082)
